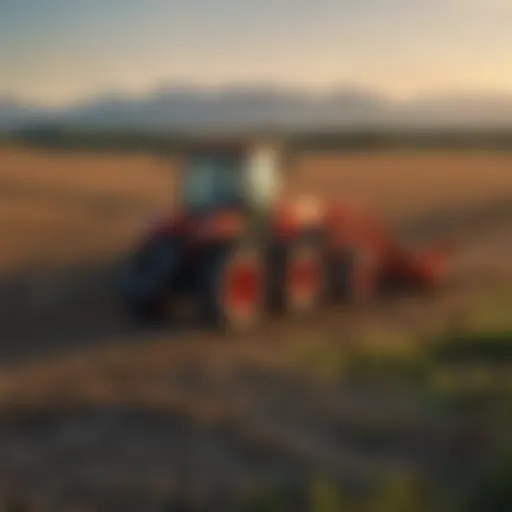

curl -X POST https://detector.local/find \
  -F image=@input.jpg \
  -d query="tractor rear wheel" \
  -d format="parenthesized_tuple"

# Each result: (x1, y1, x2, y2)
(284, 242, 325, 317)
(199, 244, 266, 331)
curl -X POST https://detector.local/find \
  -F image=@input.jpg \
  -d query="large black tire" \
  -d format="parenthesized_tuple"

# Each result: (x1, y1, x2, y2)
(333, 244, 379, 305)
(119, 235, 178, 324)
(198, 243, 266, 332)
(265, 242, 287, 313)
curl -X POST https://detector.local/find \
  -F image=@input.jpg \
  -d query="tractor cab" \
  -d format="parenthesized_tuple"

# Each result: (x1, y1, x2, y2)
(179, 140, 283, 217)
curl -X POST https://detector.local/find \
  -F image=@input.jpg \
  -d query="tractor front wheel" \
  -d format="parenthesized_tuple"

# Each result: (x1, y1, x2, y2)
(199, 245, 266, 331)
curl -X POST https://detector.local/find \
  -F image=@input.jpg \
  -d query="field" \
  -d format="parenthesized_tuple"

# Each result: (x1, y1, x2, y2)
(2, 147, 512, 270)
(0, 146, 511, 510)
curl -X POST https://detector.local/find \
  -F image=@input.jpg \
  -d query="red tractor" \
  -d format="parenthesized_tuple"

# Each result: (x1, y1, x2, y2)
(119, 139, 452, 330)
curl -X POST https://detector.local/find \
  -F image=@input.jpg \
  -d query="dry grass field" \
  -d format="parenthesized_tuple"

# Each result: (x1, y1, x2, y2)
(0, 146, 511, 510)
(1, 146, 512, 271)
(0, 147, 174, 271)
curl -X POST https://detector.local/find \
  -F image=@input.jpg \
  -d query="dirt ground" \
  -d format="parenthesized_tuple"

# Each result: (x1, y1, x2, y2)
(0, 147, 511, 510)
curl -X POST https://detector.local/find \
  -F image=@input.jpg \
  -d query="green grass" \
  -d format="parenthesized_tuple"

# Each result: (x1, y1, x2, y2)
(465, 447, 512, 512)
(241, 472, 449, 512)
(463, 292, 512, 333)
(240, 453, 512, 511)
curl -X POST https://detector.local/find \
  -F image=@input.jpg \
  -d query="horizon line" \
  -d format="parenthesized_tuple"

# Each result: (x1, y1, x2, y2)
(3, 81, 512, 110)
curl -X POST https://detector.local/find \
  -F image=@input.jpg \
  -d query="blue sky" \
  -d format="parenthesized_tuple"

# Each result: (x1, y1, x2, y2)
(1, 0, 511, 105)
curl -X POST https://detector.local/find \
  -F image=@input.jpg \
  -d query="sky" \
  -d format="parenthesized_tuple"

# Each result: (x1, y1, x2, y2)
(1, 0, 512, 106)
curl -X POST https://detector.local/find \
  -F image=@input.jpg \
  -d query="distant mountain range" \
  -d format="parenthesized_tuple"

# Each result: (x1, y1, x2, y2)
(2, 86, 512, 132)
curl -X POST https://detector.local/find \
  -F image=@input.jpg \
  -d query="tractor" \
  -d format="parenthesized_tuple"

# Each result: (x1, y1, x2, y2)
(119, 138, 452, 330)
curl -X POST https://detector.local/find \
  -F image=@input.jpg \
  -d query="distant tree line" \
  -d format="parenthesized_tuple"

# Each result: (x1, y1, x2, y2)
(9, 125, 190, 153)
(8, 124, 512, 153)
(292, 129, 512, 151)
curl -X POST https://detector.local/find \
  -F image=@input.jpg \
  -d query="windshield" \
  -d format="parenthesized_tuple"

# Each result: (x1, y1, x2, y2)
(182, 155, 243, 211)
